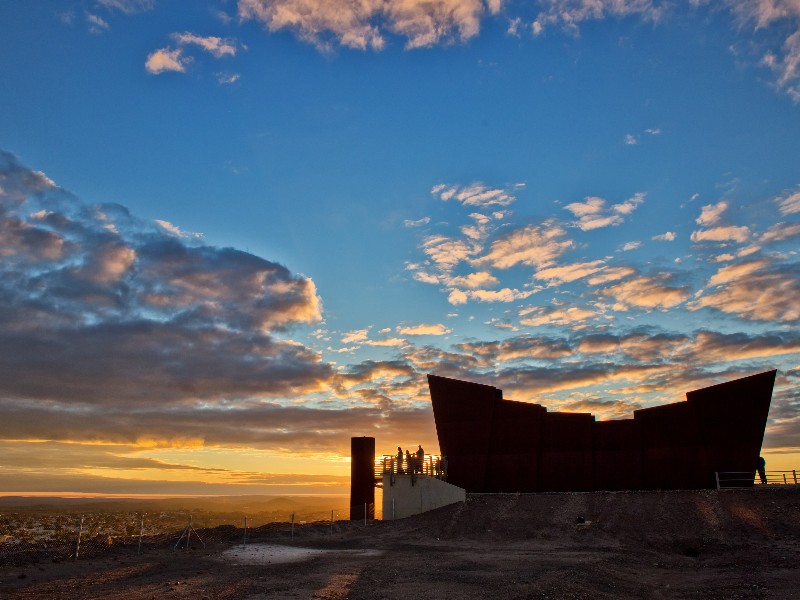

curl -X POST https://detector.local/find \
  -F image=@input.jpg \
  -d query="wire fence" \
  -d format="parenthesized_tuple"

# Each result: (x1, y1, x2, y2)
(715, 469, 799, 489)
(0, 508, 364, 567)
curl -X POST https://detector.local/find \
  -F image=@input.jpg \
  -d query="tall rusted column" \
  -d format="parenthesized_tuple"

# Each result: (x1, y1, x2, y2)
(350, 436, 375, 520)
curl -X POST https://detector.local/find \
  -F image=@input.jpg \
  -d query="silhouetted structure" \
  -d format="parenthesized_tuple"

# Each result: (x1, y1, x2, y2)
(428, 371, 776, 492)
(350, 436, 375, 519)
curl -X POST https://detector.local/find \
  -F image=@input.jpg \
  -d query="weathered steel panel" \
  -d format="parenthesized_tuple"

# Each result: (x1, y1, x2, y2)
(350, 436, 375, 520)
(426, 370, 775, 493)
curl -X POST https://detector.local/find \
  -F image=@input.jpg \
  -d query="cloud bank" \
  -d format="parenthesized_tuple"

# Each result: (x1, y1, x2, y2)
(0, 150, 330, 449)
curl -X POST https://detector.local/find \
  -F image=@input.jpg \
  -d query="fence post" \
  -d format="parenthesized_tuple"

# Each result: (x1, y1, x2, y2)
(243, 516, 247, 546)
(794, 470, 797, 485)
(291, 512, 295, 540)
(187, 515, 192, 550)
(784, 473, 788, 484)
(138, 515, 144, 555)
(715, 471, 720, 490)
(74, 516, 84, 562)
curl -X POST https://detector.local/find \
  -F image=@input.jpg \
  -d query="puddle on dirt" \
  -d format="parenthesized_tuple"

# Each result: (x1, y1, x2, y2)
(221, 544, 382, 565)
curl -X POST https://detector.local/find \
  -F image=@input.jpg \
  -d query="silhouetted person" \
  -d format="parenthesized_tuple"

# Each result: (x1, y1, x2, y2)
(416, 445, 424, 474)
(757, 456, 767, 484)
(396, 446, 404, 475)
(406, 449, 413, 475)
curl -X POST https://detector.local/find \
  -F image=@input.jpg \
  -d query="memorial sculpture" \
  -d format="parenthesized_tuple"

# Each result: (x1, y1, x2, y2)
(428, 370, 776, 492)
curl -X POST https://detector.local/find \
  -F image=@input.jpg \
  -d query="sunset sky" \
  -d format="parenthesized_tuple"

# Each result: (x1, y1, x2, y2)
(1, 0, 799, 497)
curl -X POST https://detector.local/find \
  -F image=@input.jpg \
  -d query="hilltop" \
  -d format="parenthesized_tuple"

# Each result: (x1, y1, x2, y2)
(1, 488, 797, 599)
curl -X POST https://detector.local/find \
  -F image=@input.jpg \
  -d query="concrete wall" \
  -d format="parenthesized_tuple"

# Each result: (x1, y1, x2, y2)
(381, 475, 465, 520)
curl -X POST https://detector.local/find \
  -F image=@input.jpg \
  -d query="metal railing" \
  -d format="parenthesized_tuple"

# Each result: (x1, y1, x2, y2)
(715, 469, 798, 489)
(375, 454, 448, 486)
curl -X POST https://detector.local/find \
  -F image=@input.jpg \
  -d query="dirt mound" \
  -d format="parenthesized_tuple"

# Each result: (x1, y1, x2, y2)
(394, 488, 800, 551)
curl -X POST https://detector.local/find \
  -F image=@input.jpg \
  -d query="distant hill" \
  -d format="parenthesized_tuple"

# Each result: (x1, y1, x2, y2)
(0, 494, 350, 518)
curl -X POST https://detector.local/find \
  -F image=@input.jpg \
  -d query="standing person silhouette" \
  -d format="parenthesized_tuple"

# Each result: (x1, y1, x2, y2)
(396, 446, 404, 475)
(756, 456, 767, 484)
(416, 445, 425, 474)
(406, 449, 413, 476)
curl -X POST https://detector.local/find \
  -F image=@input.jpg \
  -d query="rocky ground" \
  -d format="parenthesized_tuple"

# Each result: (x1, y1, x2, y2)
(1, 487, 798, 599)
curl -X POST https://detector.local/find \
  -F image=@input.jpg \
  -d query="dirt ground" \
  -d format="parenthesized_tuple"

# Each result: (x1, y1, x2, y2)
(1, 488, 798, 599)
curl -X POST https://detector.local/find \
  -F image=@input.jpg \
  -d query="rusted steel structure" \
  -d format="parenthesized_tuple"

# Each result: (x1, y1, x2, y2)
(428, 370, 776, 492)
(350, 436, 376, 520)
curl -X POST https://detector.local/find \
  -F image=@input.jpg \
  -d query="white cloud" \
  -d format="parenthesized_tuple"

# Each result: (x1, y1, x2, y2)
(696, 201, 728, 226)
(776, 188, 800, 215)
(412, 270, 440, 284)
(147, 32, 239, 76)
(479, 219, 572, 269)
(621, 241, 641, 251)
(238, 0, 499, 51)
(396, 323, 451, 336)
(533, 260, 605, 284)
(173, 32, 238, 58)
(403, 216, 431, 227)
(564, 196, 605, 218)
(365, 337, 407, 347)
(564, 193, 644, 231)
(495, 0, 800, 101)
(432, 181, 521, 208)
(586, 266, 636, 286)
(448, 289, 469, 305)
(690, 225, 750, 244)
(690, 259, 800, 322)
(734, 1, 800, 101)
(707, 259, 769, 288)
(652, 231, 676, 241)
(624, 133, 638, 145)
(445, 271, 499, 289)
(155, 220, 183, 236)
(86, 13, 110, 33)
(460, 287, 536, 303)
(596, 275, 689, 311)
(532, 0, 665, 36)
(341, 328, 370, 344)
(145, 48, 189, 74)
(644, 128, 661, 135)
(761, 221, 800, 243)
(711, 253, 736, 263)
(217, 72, 241, 85)
(519, 305, 600, 328)
(98, 0, 155, 13)
(422, 234, 480, 271)
(468, 212, 492, 225)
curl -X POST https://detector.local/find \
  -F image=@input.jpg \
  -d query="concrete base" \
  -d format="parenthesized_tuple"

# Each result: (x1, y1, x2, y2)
(381, 475, 466, 520)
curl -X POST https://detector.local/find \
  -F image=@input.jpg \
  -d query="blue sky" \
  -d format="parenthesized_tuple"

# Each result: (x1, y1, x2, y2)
(0, 0, 799, 495)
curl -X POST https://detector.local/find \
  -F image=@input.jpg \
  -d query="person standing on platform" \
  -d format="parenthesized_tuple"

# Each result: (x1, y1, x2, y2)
(406, 449, 413, 475)
(396, 446, 404, 475)
(756, 456, 767, 484)
(416, 445, 425, 474)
